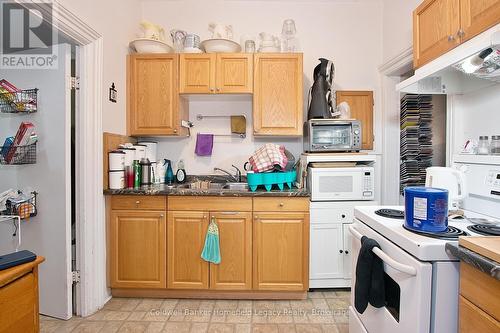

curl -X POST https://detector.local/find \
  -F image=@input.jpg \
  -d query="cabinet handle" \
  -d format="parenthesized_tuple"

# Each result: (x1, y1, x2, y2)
(457, 29, 465, 38)
(339, 249, 343, 254)
(279, 202, 284, 207)
(173, 129, 177, 133)
(210, 88, 215, 92)
(160, 214, 164, 217)
(220, 211, 238, 215)
(203, 215, 207, 219)
(254, 215, 259, 219)
(216, 88, 220, 92)
(135, 200, 140, 205)
(447, 35, 455, 42)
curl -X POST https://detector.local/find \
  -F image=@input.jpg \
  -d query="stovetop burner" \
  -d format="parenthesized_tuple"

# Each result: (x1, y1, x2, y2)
(467, 224, 500, 236)
(375, 209, 405, 219)
(402, 224, 469, 240)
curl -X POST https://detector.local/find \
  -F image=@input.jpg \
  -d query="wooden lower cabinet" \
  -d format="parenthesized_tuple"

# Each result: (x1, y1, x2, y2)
(253, 212, 309, 291)
(109, 210, 166, 289)
(210, 212, 252, 290)
(108, 196, 310, 296)
(167, 211, 209, 289)
(0, 257, 44, 333)
(460, 296, 500, 333)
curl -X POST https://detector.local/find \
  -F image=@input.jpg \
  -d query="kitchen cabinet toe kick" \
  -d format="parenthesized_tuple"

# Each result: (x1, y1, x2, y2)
(111, 289, 307, 300)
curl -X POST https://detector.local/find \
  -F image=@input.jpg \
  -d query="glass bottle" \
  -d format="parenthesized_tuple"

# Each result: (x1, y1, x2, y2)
(478, 136, 490, 155)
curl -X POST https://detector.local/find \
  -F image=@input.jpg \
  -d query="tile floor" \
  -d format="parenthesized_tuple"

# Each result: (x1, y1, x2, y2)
(40, 290, 350, 333)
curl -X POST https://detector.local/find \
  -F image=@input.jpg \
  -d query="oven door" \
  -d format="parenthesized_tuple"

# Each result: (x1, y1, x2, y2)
(309, 167, 365, 201)
(310, 122, 353, 151)
(349, 221, 432, 333)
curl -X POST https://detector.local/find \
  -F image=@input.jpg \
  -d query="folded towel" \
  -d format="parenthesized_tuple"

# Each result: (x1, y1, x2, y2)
(230, 115, 246, 135)
(248, 143, 288, 173)
(195, 133, 214, 156)
(201, 217, 221, 264)
(354, 236, 385, 314)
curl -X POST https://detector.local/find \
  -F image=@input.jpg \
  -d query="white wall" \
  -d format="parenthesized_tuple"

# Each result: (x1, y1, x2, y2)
(381, 0, 420, 62)
(141, 0, 384, 173)
(59, 0, 141, 135)
(451, 84, 500, 155)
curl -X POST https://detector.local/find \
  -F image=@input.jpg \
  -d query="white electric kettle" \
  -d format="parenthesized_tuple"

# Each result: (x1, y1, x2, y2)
(425, 166, 467, 211)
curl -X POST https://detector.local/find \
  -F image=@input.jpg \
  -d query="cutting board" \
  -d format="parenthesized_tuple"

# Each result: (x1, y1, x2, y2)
(459, 237, 500, 263)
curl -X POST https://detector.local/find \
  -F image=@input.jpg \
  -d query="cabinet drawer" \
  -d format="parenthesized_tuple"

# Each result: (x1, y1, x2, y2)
(253, 197, 309, 212)
(0, 272, 37, 333)
(111, 196, 166, 211)
(460, 262, 500, 321)
(459, 295, 500, 333)
(168, 196, 252, 211)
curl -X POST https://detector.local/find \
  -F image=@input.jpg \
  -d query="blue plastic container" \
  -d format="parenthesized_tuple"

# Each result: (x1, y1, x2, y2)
(404, 187, 449, 232)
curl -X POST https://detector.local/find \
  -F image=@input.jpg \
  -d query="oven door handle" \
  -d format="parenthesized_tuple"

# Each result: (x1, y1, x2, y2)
(349, 225, 417, 276)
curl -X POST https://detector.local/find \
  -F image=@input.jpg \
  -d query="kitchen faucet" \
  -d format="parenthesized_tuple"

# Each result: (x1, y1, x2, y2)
(214, 165, 242, 182)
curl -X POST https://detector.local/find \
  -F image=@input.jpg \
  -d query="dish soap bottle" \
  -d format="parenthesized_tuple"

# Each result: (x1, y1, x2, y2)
(165, 159, 174, 185)
(176, 159, 187, 183)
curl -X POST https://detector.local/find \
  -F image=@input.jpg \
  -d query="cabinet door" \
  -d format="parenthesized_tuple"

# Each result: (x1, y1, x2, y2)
(253, 212, 309, 291)
(413, 0, 461, 68)
(310, 223, 343, 281)
(179, 54, 216, 93)
(460, 0, 500, 43)
(342, 223, 353, 279)
(216, 54, 253, 93)
(127, 54, 179, 136)
(210, 212, 252, 290)
(109, 210, 166, 288)
(253, 54, 303, 136)
(336, 91, 374, 150)
(167, 211, 209, 289)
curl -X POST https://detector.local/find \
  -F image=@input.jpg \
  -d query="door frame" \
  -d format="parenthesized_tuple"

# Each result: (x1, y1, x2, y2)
(21, 1, 106, 317)
(378, 47, 413, 205)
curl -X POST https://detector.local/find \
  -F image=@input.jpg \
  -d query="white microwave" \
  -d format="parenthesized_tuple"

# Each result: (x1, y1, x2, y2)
(308, 166, 374, 201)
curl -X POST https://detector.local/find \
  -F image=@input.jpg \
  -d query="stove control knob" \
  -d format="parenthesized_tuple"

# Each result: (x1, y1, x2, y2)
(339, 250, 343, 254)
(345, 250, 349, 255)
(354, 130, 360, 135)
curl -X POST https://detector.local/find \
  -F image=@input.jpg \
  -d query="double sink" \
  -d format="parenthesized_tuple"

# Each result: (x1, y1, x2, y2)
(175, 181, 249, 191)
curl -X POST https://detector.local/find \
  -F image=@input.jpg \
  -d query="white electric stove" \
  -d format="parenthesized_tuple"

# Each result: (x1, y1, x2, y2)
(348, 205, 498, 333)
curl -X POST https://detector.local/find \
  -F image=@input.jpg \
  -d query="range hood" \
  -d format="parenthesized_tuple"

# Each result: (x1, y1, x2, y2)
(397, 26, 500, 94)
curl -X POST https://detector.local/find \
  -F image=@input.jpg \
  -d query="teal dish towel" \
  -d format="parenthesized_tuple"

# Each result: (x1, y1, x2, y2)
(201, 217, 221, 264)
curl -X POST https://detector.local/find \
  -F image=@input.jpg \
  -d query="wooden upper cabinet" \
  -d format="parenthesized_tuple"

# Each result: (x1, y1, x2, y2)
(460, 0, 500, 43)
(109, 210, 166, 289)
(209, 212, 252, 290)
(216, 54, 253, 93)
(180, 53, 253, 94)
(336, 91, 374, 150)
(413, 0, 500, 68)
(167, 211, 209, 290)
(413, 0, 461, 68)
(127, 54, 185, 136)
(253, 212, 309, 291)
(179, 54, 216, 94)
(253, 53, 303, 136)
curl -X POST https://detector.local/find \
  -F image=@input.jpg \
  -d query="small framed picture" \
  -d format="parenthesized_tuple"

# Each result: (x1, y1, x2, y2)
(109, 83, 117, 103)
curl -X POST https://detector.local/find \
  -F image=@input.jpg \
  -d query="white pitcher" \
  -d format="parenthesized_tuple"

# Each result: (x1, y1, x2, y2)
(425, 166, 467, 210)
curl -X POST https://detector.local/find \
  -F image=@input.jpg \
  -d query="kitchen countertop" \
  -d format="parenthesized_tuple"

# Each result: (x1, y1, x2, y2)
(446, 242, 500, 281)
(103, 175, 309, 197)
